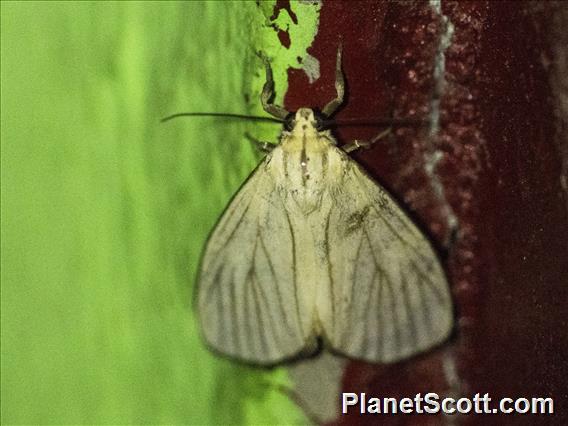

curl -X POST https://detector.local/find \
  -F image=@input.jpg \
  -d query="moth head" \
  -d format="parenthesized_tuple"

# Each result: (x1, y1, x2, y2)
(284, 108, 327, 133)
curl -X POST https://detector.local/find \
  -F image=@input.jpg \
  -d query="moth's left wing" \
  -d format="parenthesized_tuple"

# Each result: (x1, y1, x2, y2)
(196, 158, 309, 365)
(323, 158, 454, 363)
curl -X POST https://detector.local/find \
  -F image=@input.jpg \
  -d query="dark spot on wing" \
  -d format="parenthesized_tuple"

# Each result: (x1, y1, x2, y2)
(344, 206, 371, 236)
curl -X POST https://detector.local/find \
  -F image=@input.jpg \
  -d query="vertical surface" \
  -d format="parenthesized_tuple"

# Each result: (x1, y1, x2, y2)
(3, 1, 567, 424)
(283, 1, 567, 424)
(0, 1, 319, 424)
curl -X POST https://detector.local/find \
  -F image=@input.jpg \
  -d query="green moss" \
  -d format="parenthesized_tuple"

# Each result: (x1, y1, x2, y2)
(1, 1, 319, 424)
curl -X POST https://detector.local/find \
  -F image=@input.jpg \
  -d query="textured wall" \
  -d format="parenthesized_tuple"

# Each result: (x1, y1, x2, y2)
(283, 1, 567, 425)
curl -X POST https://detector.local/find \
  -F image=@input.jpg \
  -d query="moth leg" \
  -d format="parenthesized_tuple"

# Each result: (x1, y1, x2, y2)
(342, 127, 392, 153)
(322, 45, 345, 117)
(245, 132, 275, 154)
(258, 52, 289, 120)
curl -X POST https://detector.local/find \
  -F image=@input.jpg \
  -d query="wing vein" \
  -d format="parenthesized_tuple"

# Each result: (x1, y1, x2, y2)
(414, 263, 434, 336)
(400, 269, 419, 351)
(251, 261, 270, 357)
(409, 259, 447, 306)
(364, 229, 401, 357)
(283, 206, 303, 337)
(345, 229, 365, 347)
(258, 232, 295, 337)
(324, 210, 336, 336)
(376, 271, 385, 360)
(208, 201, 253, 263)
(361, 266, 378, 358)
(229, 269, 240, 355)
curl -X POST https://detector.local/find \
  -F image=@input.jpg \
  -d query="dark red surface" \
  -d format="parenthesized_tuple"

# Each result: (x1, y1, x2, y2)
(279, 1, 567, 425)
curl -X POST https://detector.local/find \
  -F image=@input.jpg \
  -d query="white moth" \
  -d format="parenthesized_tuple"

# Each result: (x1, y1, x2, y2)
(195, 48, 453, 366)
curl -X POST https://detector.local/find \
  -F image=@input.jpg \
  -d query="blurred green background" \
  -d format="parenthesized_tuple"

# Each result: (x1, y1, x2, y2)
(1, 1, 319, 424)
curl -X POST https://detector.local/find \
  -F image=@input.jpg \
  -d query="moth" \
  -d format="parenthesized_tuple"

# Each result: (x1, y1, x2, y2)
(175, 48, 453, 366)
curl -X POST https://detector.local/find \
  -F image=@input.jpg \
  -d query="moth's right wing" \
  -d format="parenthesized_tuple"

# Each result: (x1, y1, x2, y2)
(323, 158, 454, 363)
(196, 157, 309, 365)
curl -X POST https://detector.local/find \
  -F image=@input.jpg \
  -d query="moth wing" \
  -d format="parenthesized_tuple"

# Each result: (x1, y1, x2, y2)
(324, 159, 453, 363)
(197, 156, 308, 365)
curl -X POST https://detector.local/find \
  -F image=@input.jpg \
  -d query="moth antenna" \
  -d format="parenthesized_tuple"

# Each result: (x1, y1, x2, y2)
(322, 44, 345, 117)
(160, 112, 283, 124)
(258, 51, 289, 120)
(324, 117, 427, 128)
